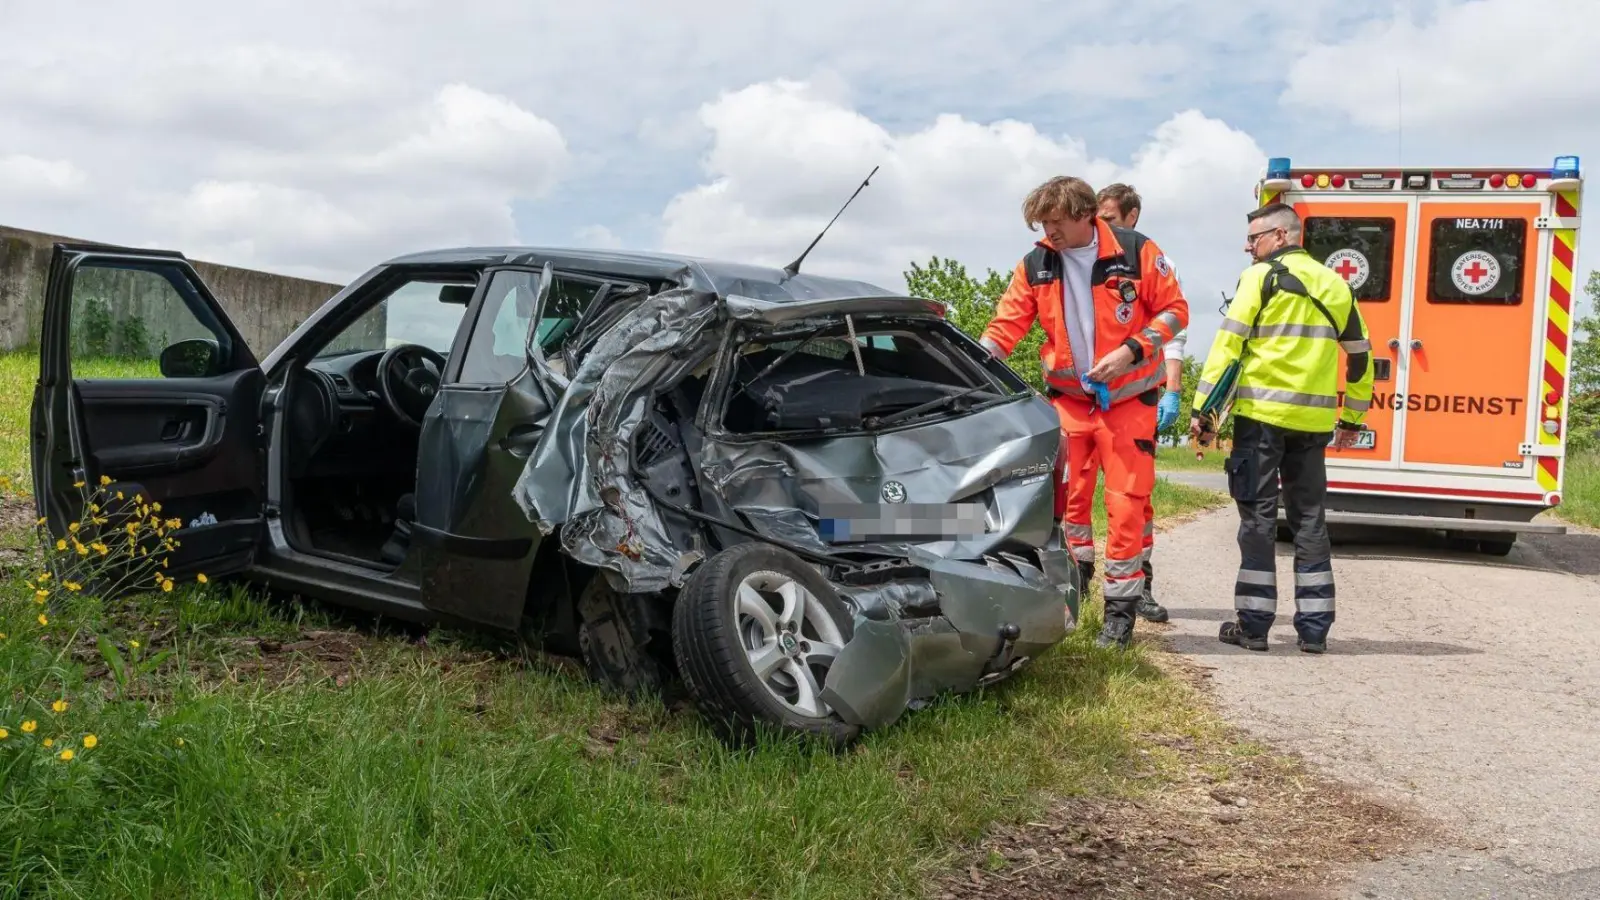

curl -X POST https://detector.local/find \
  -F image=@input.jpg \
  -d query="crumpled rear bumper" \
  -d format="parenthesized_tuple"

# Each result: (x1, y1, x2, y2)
(818, 542, 1079, 730)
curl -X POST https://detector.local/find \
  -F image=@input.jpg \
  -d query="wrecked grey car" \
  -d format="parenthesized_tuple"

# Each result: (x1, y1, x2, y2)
(32, 242, 1079, 746)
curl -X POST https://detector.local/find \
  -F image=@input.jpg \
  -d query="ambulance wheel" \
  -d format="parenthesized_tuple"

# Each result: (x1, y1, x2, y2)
(1478, 536, 1515, 557)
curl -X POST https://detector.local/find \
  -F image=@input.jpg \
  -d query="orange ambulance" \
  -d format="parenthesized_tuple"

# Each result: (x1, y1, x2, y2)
(1254, 156, 1584, 554)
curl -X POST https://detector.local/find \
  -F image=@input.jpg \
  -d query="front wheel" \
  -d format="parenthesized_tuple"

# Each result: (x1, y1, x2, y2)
(671, 542, 861, 748)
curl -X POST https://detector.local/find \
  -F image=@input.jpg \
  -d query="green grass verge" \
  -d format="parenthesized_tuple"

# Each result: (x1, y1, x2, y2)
(1558, 451, 1600, 529)
(1156, 444, 1226, 473)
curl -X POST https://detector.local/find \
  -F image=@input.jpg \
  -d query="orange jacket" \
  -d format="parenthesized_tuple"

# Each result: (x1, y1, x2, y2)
(980, 217, 1187, 405)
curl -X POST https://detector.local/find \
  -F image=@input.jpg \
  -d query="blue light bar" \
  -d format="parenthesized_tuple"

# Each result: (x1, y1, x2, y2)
(1554, 155, 1580, 178)
(1266, 157, 1292, 179)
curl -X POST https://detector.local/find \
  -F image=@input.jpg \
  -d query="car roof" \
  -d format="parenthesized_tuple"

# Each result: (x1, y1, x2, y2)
(379, 245, 907, 305)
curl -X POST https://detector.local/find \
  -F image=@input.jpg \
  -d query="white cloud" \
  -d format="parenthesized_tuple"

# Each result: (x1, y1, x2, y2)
(659, 78, 1266, 354)
(574, 225, 624, 249)
(1282, 0, 1600, 140)
(0, 155, 88, 202)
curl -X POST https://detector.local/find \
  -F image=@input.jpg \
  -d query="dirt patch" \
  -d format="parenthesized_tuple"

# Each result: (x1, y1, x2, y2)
(0, 495, 39, 569)
(930, 649, 1438, 900)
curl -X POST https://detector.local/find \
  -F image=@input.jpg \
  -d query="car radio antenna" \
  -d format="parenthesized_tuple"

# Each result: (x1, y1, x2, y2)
(782, 164, 879, 279)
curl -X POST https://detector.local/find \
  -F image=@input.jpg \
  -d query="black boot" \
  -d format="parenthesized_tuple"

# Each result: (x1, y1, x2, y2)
(1219, 620, 1268, 652)
(1137, 585, 1169, 623)
(1097, 597, 1137, 649)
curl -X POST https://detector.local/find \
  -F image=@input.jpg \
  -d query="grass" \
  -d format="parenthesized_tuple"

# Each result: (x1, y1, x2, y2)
(1558, 450, 1600, 529)
(0, 347, 1233, 898)
(1156, 443, 1226, 473)
(0, 351, 161, 492)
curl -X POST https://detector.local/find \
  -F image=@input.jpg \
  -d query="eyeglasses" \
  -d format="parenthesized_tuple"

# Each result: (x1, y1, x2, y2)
(1246, 227, 1281, 245)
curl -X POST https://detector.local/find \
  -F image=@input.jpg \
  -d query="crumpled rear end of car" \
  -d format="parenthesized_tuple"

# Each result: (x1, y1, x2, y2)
(512, 284, 1079, 738)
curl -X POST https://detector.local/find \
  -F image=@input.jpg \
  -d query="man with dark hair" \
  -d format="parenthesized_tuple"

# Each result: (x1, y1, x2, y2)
(980, 175, 1189, 649)
(1096, 183, 1182, 625)
(1191, 202, 1375, 654)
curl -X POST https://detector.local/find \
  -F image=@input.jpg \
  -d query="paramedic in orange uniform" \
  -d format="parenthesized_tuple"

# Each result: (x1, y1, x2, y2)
(980, 176, 1189, 649)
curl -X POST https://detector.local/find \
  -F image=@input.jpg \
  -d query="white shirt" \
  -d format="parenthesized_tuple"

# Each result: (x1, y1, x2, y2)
(1161, 253, 1187, 363)
(1060, 233, 1100, 377)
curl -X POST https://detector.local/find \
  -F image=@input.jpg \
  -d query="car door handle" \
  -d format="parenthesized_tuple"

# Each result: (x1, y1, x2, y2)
(499, 425, 543, 455)
(160, 419, 193, 442)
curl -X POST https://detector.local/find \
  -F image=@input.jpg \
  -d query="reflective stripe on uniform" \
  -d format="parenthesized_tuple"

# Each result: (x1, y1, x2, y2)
(1251, 323, 1337, 341)
(1344, 396, 1371, 412)
(1065, 523, 1094, 541)
(1197, 379, 1215, 396)
(1235, 569, 1276, 586)
(1109, 367, 1164, 402)
(1341, 339, 1371, 353)
(1295, 596, 1335, 613)
(1234, 594, 1277, 612)
(1071, 544, 1095, 562)
(1235, 386, 1338, 408)
(1219, 318, 1250, 337)
(1294, 570, 1334, 587)
(1105, 576, 1146, 599)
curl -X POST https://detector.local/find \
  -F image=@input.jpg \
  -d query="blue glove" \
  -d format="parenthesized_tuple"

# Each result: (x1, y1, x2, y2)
(1081, 375, 1111, 411)
(1157, 389, 1181, 430)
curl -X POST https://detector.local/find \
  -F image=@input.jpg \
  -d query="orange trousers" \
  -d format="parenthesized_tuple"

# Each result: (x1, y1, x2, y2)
(1049, 393, 1159, 612)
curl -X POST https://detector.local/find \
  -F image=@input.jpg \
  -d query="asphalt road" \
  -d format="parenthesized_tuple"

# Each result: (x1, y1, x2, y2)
(1149, 486, 1600, 899)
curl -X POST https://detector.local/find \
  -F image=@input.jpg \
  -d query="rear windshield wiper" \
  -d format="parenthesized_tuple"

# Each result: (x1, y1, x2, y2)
(868, 383, 998, 429)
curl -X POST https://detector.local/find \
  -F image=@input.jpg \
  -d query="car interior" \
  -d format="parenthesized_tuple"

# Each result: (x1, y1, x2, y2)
(274, 267, 659, 570)
(279, 275, 480, 567)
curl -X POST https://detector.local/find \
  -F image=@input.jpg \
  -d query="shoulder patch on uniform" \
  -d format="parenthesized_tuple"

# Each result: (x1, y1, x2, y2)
(1023, 246, 1060, 287)
(1155, 254, 1172, 277)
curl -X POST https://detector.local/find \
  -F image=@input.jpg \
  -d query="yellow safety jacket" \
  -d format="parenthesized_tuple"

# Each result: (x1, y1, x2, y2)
(1194, 246, 1375, 433)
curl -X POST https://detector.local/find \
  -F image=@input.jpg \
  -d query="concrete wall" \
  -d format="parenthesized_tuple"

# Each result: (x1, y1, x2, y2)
(0, 224, 348, 356)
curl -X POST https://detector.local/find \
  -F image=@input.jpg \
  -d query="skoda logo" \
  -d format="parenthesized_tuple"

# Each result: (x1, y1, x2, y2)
(881, 481, 907, 504)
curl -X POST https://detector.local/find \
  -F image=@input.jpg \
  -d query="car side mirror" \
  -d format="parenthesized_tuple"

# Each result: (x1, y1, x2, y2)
(159, 338, 222, 378)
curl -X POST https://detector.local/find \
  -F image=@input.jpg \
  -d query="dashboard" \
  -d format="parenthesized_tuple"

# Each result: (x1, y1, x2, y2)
(285, 348, 436, 479)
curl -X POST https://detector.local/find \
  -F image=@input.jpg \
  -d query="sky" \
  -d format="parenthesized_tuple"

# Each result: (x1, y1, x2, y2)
(2, 0, 1596, 361)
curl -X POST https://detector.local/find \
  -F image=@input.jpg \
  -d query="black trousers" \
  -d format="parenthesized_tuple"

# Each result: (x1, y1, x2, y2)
(1224, 415, 1336, 642)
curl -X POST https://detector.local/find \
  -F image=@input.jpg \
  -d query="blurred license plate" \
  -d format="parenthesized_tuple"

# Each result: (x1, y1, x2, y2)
(816, 502, 987, 542)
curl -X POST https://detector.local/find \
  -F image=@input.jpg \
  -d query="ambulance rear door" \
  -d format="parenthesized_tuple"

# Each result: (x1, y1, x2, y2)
(1291, 197, 1410, 470)
(1397, 190, 1550, 479)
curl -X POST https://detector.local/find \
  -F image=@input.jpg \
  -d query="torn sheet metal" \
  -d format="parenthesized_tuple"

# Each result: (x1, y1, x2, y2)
(511, 286, 720, 592)
(694, 394, 1062, 559)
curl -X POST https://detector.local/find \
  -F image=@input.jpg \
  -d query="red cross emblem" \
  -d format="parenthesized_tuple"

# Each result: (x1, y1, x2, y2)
(1334, 258, 1360, 280)
(1463, 260, 1489, 284)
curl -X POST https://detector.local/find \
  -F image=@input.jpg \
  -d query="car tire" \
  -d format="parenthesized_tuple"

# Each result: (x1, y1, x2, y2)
(576, 573, 670, 700)
(671, 541, 861, 749)
(1478, 537, 1515, 557)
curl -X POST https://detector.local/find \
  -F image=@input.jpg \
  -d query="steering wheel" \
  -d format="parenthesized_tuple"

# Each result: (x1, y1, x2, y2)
(376, 344, 447, 428)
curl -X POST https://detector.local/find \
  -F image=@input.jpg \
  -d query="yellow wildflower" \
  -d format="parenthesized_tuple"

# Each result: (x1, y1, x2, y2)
(73, 480, 85, 489)
(21, 720, 36, 733)
(58, 749, 73, 762)
(166, 518, 182, 530)
(162, 579, 174, 593)
(0, 633, 6, 641)
(162, 559, 169, 569)
(176, 738, 185, 747)
(35, 590, 48, 603)
(56, 539, 67, 551)
(68, 522, 79, 533)
(130, 640, 140, 649)
(37, 517, 47, 527)
(116, 491, 124, 500)
(38, 572, 50, 583)
(153, 502, 163, 513)
(65, 582, 81, 592)
(197, 574, 209, 584)
(82, 734, 98, 749)
(134, 494, 143, 504)
(91, 503, 101, 513)
(52, 700, 68, 714)
(38, 614, 48, 626)
(43, 738, 53, 748)
(0, 728, 8, 740)
(94, 543, 109, 556)
(0, 476, 11, 491)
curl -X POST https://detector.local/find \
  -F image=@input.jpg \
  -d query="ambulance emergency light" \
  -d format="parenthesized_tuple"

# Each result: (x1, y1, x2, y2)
(1554, 155, 1580, 179)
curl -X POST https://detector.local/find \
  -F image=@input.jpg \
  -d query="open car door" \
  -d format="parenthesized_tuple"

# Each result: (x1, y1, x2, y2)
(31, 243, 268, 582)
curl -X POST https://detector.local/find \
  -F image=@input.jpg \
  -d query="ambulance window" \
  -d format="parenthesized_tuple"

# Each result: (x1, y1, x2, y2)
(1427, 217, 1526, 305)
(1304, 217, 1395, 302)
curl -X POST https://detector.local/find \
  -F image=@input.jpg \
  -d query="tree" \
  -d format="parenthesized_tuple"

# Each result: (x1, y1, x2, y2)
(903, 256, 1047, 393)
(1566, 271, 1600, 453)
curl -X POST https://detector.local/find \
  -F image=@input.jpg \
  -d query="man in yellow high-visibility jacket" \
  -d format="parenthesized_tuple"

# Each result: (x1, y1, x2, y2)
(1191, 202, 1374, 654)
